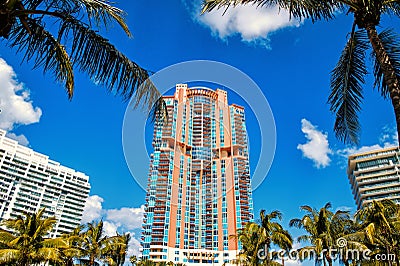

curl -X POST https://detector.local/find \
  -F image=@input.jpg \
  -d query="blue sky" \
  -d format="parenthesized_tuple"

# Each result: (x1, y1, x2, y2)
(0, 0, 399, 261)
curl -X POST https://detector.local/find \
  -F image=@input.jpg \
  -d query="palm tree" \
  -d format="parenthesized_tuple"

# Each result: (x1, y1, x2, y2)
(289, 203, 351, 266)
(234, 222, 266, 266)
(130, 255, 138, 265)
(0, 0, 165, 118)
(136, 259, 158, 266)
(81, 220, 119, 266)
(259, 210, 292, 265)
(354, 200, 400, 265)
(0, 208, 67, 265)
(202, 0, 400, 145)
(232, 210, 292, 266)
(106, 232, 130, 265)
(60, 225, 85, 266)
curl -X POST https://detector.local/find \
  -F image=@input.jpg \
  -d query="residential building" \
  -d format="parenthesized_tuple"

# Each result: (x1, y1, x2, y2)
(347, 146, 400, 209)
(141, 84, 254, 265)
(0, 129, 90, 237)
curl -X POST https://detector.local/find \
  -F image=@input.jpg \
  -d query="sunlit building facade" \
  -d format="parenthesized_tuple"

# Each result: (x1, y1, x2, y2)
(141, 84, 254, 265)
(347, 146, 400, 209)
(0, 129, 90, 237)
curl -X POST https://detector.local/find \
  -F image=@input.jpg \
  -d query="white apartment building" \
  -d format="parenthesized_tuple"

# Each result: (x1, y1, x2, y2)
(0, 129, 90, 237)
(347, 146, 400, 209)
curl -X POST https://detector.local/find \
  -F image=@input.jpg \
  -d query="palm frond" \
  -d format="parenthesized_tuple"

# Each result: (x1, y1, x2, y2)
(42, 238, 68, 248)
(271, 230, 292, 250)
(364, 223, 376, 244)
(4, 0, 166, 117)
(7, 18, 74, 98)
(75, 0, 132, 36)
(329, 28, 369, 144)
(0, 249, 20, 264)
(382, 0, 400, 16)
(202, 0, 343, 22)
(300, 205, 314, 213)
(58, 15, 164, 115)
(323, 202, 332, 210)
(268, 210, 283, 220)
(372, 28, 400, 98)
(36, 247, 63, 263)
(0, 231, 16, 244)
(22, 0, 131, 35)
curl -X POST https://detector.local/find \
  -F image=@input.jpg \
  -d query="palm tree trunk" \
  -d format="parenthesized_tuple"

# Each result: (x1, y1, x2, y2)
(89, 255, 95, 266)
(366, 24, 400, 146)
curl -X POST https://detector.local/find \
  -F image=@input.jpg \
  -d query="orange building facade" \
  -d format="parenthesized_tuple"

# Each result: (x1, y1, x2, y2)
(141, 84, 254, 265)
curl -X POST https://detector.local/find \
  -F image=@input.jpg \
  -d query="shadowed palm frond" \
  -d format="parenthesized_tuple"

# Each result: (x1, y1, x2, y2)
(1, 0, 166, 117)
(372, 28, 400, 98)
(268, 210, 283, 220)
(288, 218, 302, 228)
(8, 18, 74, 97)
(58, 15, 166, 117)
(382, 0, 400, 16)
(22, 0, 130, 35)
(297, 234, 311, 243)
(202, 0, 343, 21)
(60, 15, 155, 101)
(75, 0, 131, 36)
(329, 28, 369, 145)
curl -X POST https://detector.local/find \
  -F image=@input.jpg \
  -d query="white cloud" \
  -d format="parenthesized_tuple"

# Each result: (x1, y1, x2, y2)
(128, 234, 142, 257)
(106, 206, 145, 231)
(0, 58, 42, 131)
(380, 125, 398, 147)
(81, 195, 104, 223)
(336, 125, 398, 160)
(297, 119, 332, 168)
(6, 132, 29, 146)
(185, 1, 300, 47)
(81, 195, 145, 260)
(103, 220, 119, 237)
(336, 144, 384, 159)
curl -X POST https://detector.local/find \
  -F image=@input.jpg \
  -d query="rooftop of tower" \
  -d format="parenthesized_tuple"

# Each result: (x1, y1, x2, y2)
(162, 84, 245, 109)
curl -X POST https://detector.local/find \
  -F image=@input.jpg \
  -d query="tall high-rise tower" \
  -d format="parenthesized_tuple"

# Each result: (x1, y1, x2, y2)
(141, 84, 254, 265)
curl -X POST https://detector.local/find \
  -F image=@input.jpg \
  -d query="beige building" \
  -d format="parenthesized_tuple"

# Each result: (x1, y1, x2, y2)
(141, 84, 254, 265)
(347, 146, 400, 209)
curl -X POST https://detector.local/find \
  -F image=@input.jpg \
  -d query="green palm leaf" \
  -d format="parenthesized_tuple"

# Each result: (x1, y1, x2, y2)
(0, 249, 20, 263)
(202, 0, 343, 21)
(329, 28, 369, 144)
